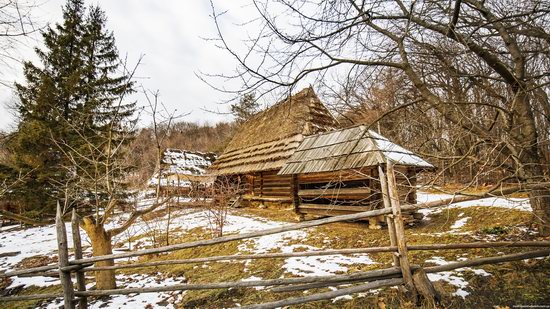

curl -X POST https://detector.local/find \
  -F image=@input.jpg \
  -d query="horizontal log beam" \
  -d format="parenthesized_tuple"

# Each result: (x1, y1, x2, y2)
(424, 249, 550, 273)
(0, 263, 90, 278)
(81, 241, 550, 272)
(242, 195, 292, 202)
(299, 188, 371, 197)
(236, 249, 550, 309)
(5, 241, 548, 278)
(2, 249, 549, 303)
(299, 203, 374, 212)
(74, 269, 403, 297)
(235, 279, 404, 309)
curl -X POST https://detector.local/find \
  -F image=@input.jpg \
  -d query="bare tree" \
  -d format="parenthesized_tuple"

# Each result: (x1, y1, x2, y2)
(143, 89, 187, 245)
(194, 175, 244, 237)
(0, 0, 39, 87)
(210, 0, 550, 235)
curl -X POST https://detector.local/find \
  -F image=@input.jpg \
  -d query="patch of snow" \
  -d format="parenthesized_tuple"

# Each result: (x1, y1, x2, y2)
(450, 217, 470, 230)
(332, 294, 353, 303)
(425, 256, 492, 298)
(242, 276, 266, 290)
(281, 245, 376, 277)
(417, 191, 531, 212)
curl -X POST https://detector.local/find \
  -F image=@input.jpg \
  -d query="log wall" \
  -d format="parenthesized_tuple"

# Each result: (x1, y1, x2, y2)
(295, 167, 419, 219)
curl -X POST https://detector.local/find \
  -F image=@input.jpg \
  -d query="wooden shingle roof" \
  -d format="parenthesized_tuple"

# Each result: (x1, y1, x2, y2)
(211, 87, 338, 175)
(278, 125, 433, 175)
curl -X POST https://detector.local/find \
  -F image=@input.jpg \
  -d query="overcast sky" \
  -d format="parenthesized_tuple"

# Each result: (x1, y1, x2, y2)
(0, 0, 259, 131)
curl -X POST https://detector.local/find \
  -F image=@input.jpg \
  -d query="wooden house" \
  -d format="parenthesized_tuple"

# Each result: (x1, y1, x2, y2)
(277, 125, 433, 226)
(209, 87, 339, 206)
(151, 149, 216, 196)
(211, 88, 433, 226)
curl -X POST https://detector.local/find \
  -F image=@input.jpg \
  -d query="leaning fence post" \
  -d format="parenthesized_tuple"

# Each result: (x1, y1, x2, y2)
(56, 201, 75, 309)
(378, 165, 400, 268)
(386, 162, 417, 299)
(71, 208, 87, 308)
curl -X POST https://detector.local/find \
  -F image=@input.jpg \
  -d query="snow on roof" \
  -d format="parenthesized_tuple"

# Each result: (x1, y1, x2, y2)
(149, 149, 216, 187)
(278, 125, 433, 175)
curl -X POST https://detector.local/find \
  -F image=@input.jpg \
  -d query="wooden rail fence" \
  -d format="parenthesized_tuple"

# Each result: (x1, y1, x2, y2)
(1, 163, 549, 308)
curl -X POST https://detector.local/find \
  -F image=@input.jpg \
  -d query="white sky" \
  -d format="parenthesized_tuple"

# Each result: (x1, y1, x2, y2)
(0, 0, 258, 131)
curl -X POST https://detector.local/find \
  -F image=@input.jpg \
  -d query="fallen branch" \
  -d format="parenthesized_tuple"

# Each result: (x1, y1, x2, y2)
(0, 251, 20, 258)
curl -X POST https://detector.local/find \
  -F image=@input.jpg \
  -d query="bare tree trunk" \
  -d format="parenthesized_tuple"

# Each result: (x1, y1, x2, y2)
(82, 217, 116, 290)
(529, 190, 550, 236)
(523, 159, 550, 236)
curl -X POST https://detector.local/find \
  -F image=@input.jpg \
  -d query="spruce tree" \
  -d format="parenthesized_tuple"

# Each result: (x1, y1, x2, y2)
(10, 0, 135, 214)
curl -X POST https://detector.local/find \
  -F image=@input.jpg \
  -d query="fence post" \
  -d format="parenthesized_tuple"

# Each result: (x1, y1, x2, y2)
(71, 208, 87, 308)
(56, 201, 75, 309)
(386, 162, 417, 299)
(378, 165, 400, 268)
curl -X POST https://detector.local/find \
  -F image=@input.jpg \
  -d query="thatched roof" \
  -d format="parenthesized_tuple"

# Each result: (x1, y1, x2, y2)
(211, 87, 338, 175)
(278, 125, 434, 175)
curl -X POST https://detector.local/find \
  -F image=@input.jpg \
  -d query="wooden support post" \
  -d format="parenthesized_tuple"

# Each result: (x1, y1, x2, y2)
(71, 209, 87, 309)
(386, 162, 417, 299)
(56, 201, 75, 309)
(291, 174, 304, 221)
(378, 165, 400, 268)
(259, 172, 263, 197)
(412, 268, 440, 304)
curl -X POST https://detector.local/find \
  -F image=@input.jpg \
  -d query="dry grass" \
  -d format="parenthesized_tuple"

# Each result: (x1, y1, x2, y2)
(3, 204, 549, 308)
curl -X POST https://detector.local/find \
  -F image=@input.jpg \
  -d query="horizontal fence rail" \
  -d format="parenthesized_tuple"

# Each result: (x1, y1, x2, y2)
(2, 249, 549, 303)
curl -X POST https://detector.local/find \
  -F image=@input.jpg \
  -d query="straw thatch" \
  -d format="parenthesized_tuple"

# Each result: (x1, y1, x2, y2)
(211, 87, 338, 175)
(278, 126, 433, 175)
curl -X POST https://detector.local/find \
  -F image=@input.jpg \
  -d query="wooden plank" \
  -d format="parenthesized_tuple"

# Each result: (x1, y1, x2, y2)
(297, 169, 373, 183)
(242, 195, 292, 202)
(299, 203, 374, 212)
(298, 208, 371, 217)
(71, 209, 87, 309)
(75, 275, 403, 298)
(56, 202, 75, 309)
(379, 165, 400, 267)
(387, 162, 416, 297)
(298, 188, 371, 197)
(291, 175, 302, 218)
(261, 187, 292, 192)
(237, 278, 404, 309)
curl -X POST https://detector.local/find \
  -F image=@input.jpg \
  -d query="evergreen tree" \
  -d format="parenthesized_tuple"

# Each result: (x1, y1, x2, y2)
(10, 0, 135, 214)
(231, 93, 259, 123)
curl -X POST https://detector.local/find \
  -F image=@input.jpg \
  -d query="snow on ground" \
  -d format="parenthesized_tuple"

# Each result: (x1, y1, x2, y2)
(42, 273, 186, 309)
(417, 191, 531, 211)
(425, 256, 491, 298)
(416, 190, 531, 221)
(0, 204, 376, 307)
(450, 216, 470, 230)
(0, 190, 516, 307)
